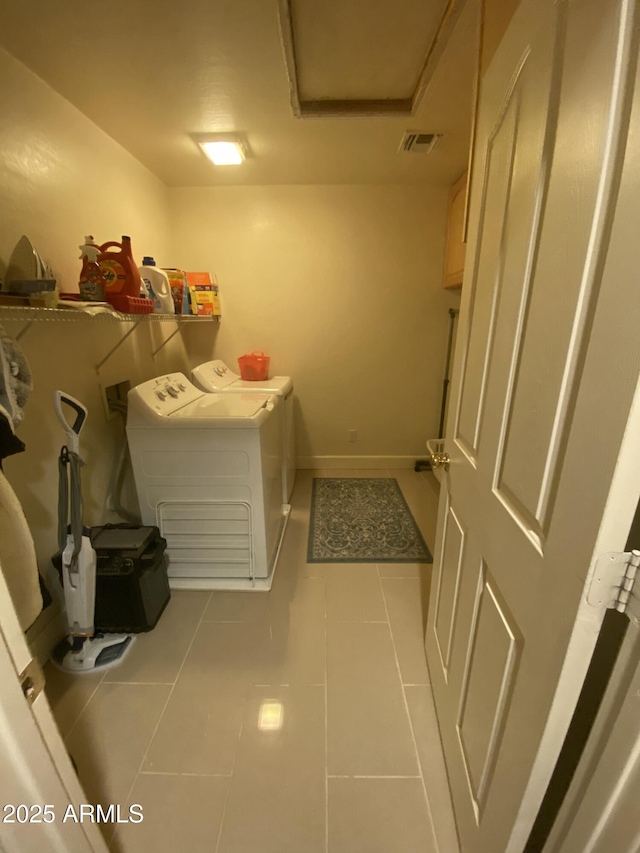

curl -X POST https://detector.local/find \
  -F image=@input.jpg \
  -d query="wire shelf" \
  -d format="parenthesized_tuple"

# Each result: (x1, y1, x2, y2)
(0, 304, 220, 368)
(0, 305, 220, 324)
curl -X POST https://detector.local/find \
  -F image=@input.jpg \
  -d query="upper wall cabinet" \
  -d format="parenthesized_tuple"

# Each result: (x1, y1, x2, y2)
(443, 172, 467, 289)
(439, 1, 520, 291)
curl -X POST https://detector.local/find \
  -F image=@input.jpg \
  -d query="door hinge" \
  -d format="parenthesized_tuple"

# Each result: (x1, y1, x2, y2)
(588, 550, 640, 613)
(19, 658, 45, 707)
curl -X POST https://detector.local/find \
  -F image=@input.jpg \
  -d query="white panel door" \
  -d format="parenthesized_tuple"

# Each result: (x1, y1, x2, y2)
(425, 0, 640, 850)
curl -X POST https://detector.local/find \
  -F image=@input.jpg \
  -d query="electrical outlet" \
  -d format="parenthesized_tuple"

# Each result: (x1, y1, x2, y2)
(348, 429, 357, 443)
(101, 380, 132, 421)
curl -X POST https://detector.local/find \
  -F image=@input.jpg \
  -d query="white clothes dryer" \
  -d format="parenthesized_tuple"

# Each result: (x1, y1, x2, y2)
(126, 373, 288, 591)
(191, 360, 296, 503)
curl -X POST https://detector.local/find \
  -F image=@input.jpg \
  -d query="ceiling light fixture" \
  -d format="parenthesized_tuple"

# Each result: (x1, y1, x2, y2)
(258, 701, 284, 731)
(194, 134, 247, 166)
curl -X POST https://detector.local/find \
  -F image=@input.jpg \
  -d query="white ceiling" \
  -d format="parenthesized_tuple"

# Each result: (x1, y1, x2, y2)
(0, 0, 476, 187)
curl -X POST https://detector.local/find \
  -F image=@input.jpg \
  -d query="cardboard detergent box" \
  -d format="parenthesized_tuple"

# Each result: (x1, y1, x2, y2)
(186, 271, 221, 316)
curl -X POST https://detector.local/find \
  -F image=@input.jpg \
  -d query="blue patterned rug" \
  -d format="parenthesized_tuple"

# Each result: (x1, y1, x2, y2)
(307, 478, 432, 563)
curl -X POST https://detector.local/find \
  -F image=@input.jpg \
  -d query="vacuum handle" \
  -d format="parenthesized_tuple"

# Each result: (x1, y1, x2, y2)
(53, 391, 87, 455)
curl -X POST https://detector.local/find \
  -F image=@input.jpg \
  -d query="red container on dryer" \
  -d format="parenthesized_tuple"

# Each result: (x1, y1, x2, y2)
(238, 351, 270, 381)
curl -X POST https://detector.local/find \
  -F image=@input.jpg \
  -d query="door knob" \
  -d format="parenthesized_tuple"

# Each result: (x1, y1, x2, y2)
(431, 451, 450, 472)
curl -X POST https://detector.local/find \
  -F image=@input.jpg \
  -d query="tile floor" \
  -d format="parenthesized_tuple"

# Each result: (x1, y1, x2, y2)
(44, 469, 460, 853)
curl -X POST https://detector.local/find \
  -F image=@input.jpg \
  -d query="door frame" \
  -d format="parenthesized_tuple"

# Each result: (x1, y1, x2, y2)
(544, 582, 640, 852)
(0, 562, 108, 852)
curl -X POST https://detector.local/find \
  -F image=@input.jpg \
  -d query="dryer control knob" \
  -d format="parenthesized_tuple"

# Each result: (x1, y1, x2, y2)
(166, 386, 179, 398)
(155, 390, 166, 401)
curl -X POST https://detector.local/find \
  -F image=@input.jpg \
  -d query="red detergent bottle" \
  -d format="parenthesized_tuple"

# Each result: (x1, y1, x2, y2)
(98, 236, 151, 314)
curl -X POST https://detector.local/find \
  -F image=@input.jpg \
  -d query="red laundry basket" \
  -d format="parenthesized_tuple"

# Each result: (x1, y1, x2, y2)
(238, 351, 270, 381)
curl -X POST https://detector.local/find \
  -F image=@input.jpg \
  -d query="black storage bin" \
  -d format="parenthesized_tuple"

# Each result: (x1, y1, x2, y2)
(91, 524, 170, 634)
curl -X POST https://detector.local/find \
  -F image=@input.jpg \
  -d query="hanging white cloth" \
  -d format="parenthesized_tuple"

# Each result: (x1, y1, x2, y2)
(0, 470, 42, 631)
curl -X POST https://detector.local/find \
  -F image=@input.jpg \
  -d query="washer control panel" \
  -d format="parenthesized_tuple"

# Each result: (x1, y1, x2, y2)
(133, 373, 203, 416)
(192, 359, 239, 390)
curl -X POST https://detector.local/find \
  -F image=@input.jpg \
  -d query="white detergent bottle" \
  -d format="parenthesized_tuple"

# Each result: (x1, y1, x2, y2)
(138, 257, 174, 314)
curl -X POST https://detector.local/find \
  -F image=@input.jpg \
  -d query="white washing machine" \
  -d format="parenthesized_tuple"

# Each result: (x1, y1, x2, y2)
(126, 372, 288, 591)
(191, 359, 296, 503)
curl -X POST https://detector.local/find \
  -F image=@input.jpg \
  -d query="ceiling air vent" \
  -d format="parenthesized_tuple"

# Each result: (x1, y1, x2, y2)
(399, 131, 442, 154)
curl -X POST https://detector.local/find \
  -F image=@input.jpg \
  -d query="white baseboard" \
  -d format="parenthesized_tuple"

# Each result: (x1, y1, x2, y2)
(296, 456, 419, 470)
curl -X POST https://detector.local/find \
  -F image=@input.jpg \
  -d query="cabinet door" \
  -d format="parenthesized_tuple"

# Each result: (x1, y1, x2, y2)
(443, 172, 467, 289)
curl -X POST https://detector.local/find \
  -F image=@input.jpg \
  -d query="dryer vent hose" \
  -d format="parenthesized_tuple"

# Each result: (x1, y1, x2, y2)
(110, 402, 141, 525)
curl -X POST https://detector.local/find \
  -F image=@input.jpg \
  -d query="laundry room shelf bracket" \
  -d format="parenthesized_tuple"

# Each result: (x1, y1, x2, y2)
(16, 321, 34, 342)
(151, 326, 182, 358)
(95, 321, 141, 372)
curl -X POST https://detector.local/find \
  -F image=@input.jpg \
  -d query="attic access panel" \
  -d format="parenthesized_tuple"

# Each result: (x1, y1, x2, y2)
(279, 0, 468, 117)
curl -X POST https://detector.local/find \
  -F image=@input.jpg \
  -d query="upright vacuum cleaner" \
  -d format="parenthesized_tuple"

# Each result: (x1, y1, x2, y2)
(51, 391, 134, 673)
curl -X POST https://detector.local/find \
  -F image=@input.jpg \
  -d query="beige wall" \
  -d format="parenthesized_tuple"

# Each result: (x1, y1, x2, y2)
(169, 185, 459, 466)
(0, 48, 172, 289)
(0, 49, 216, 649)
(0, 47, 460, 651)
